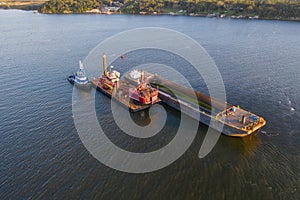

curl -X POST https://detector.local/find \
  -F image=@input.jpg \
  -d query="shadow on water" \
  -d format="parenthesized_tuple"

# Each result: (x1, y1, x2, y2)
(209, 131, 262, 172)
(129, 108, 151, 127)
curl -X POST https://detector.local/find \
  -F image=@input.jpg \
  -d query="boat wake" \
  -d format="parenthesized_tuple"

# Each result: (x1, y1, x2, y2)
(261, 130, 279, 137)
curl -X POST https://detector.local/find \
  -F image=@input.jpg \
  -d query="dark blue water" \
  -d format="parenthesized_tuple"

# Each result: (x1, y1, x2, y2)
(0, 10, 299, 199)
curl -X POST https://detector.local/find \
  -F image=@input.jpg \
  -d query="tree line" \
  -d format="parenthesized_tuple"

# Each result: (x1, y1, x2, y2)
(41, 0, 108, 13)
(40, 0, 300, 20)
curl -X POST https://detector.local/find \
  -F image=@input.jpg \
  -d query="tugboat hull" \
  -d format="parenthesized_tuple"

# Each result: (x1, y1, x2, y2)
(68, 75, 91, 90)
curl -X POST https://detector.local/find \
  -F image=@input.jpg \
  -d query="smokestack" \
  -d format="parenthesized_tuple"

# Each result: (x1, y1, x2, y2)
(141, 71, 144, 82)
(103, 54, 107, 76)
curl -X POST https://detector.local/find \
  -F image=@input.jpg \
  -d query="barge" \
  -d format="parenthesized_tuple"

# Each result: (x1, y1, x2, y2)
(124, 70, 266, 137)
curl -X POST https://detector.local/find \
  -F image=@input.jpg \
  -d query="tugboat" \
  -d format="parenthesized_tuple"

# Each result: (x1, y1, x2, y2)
(68, 60, 91, 89)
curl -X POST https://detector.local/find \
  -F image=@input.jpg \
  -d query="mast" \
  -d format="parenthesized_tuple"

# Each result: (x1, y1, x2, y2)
(79, 60, 84, 70)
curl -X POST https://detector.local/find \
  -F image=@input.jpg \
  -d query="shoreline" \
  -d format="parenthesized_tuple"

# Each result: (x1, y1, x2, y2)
(1, 6, 299, 23)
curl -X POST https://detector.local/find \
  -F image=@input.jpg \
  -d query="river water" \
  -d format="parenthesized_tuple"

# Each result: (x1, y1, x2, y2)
(0, 10, 299, 199)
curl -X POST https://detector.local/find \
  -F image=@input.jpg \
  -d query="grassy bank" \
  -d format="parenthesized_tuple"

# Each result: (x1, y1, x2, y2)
(0, 1, 44, 10)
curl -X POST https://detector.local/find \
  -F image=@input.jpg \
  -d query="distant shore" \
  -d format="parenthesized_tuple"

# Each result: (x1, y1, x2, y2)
(1, 0, 300, 22)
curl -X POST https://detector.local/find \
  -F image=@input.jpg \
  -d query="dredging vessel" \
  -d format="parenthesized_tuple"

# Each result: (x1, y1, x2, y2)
(91, 55, 160, 112)
(124, 70, 266, 137)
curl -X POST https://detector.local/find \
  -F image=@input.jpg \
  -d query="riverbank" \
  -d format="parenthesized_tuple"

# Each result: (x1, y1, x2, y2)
(1, 0, 300, 22)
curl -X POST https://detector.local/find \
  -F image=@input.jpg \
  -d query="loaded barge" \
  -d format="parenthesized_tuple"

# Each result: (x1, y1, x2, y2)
(86, 54, 266, 137)
(124, 70, 266, 137)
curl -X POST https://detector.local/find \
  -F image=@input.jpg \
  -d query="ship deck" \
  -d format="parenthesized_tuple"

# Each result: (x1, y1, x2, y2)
(216, 106, 266, 133)
(91, 77, 159, 112)
(123, 71, 266, 136)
